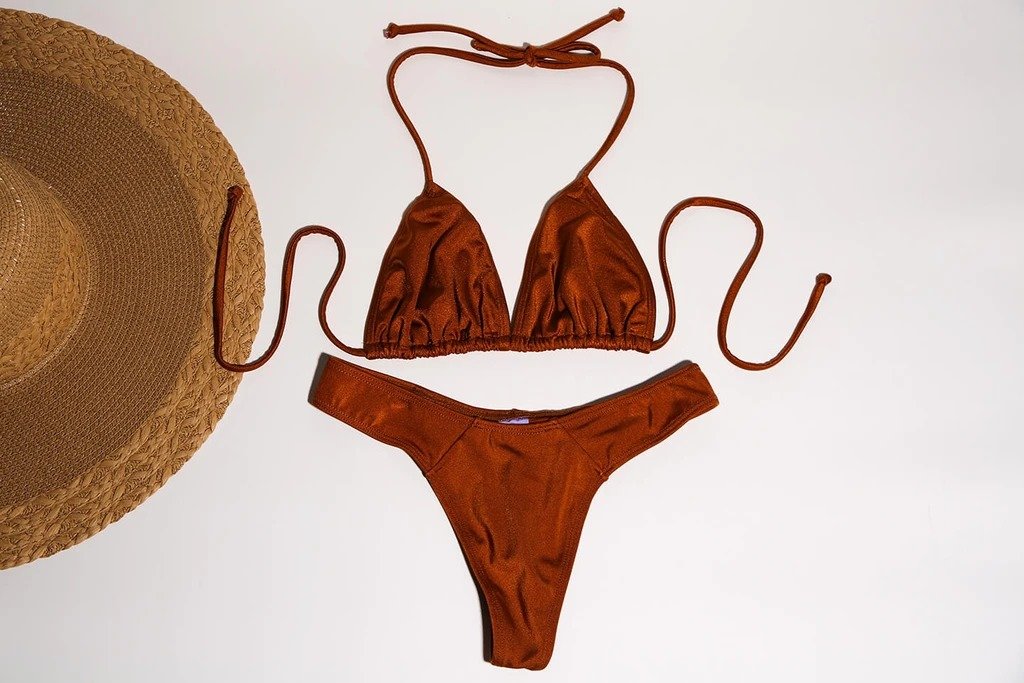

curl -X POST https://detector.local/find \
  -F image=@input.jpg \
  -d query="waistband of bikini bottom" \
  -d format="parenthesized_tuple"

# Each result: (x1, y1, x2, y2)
(309, 353, 717, 425)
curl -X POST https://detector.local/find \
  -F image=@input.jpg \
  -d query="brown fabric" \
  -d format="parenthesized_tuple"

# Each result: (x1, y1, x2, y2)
(310, 354, 719, 670)
(213, 9, 831, 372)
(364, 176, 657, 358)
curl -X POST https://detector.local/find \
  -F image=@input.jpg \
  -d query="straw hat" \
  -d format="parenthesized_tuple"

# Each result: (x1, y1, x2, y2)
(0, 9, 265, 568)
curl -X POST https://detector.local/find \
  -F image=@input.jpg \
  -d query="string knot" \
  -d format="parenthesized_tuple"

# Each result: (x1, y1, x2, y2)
(392, 10, 626, 68)
(522, 44, 538, 67)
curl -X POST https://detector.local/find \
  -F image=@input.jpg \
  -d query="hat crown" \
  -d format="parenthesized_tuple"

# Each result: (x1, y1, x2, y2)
(0, 156, 88, 385)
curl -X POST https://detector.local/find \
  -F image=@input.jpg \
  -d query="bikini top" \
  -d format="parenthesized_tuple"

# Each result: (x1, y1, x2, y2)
(213, 9, 831, 372)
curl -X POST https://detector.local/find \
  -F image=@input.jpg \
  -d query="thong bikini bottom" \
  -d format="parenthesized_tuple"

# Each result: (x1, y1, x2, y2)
(310, 354, 719, 670)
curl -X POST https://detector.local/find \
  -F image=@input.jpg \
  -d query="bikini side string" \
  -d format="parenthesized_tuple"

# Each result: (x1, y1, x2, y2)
(650, 196, 832, 370)
(213, 186, 364, 373)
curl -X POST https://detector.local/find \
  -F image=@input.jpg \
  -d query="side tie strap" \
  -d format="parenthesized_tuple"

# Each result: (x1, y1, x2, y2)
(213, 186, 364, 373)
(651, 196, 832, 370)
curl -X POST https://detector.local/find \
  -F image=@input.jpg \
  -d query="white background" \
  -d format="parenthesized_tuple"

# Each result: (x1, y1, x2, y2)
(2, 1, 1023, 681)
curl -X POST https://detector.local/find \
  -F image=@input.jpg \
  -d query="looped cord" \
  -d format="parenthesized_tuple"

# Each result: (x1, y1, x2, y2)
(650, 196, 832, 371)
(213, 186, 364, 373)
(386, 8, 621, 67)
(384, 8, 633, 184)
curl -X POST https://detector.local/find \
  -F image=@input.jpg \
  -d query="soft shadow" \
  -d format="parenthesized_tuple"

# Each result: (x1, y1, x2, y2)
(459, 551, 494, 663)
(307, 352, 332, 404)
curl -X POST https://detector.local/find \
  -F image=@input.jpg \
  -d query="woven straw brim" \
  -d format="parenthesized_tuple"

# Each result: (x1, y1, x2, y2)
(0, 9, 265, 569)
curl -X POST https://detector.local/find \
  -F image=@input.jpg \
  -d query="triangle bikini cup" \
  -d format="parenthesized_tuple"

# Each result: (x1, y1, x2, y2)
(213, 8, 832, 373)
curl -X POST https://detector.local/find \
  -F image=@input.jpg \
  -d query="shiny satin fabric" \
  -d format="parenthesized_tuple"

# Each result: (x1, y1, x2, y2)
(364, 177, 655, 358)
(212, 9, 831, 373)
(310, 354, 719, 669)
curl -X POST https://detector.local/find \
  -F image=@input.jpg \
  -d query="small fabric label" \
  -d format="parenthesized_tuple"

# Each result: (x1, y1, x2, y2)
(499, 417, 530, 424)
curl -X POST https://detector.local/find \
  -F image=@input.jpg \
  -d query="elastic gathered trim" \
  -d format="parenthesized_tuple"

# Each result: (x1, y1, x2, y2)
(364, 333, 652, 359)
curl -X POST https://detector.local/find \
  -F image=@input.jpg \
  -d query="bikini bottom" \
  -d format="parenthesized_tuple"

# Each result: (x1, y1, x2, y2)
(310, 354, 719, 670)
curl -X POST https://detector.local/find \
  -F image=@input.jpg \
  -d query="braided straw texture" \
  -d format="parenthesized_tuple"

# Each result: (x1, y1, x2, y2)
(0, 163, 88, 384)
(0, 9, 265, 569)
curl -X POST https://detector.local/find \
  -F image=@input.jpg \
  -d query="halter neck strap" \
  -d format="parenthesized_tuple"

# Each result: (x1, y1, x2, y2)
(384, 9, 633, 185)
(651, 196, 832, 370)
(213, 187, 364, 373)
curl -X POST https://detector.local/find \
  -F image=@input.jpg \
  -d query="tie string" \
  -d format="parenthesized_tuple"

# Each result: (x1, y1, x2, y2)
(384, 8, 623, 68)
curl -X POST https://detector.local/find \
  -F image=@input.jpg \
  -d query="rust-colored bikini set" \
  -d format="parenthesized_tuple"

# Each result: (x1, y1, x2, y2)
(215, 9, 831, 670)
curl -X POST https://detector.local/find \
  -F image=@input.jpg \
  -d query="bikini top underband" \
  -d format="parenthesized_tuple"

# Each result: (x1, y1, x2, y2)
(213, 8, 832, 372)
